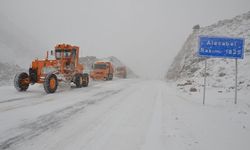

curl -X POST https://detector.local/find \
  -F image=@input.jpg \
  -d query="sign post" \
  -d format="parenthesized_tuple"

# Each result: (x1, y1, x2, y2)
(203, 58, 207, 105)
(235, 59, 238, 104)
(198, 36, 244, 105)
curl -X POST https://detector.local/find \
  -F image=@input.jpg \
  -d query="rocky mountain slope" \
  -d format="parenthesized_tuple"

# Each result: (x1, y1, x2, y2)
(166, 11, 250, 92)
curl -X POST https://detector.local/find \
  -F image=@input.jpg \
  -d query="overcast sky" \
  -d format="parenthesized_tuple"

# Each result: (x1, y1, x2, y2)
(0, 0, 249, 78)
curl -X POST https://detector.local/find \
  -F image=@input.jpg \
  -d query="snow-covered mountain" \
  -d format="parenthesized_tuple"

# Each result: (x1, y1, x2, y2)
(0, 62, 24, 86)
(79, 56, 98, 73)
(166, 11, 250, 92)
(79, 56, 138, 78)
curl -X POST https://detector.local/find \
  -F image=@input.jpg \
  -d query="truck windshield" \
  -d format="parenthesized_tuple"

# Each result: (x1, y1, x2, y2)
(94, 64, 107, 69)
(55, 49, 71, 59)
(64, 50, 71, 57)
(55, 50, 62, 59)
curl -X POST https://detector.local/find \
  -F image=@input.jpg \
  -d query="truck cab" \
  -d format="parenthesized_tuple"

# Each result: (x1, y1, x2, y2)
(90, 61, 114, 80)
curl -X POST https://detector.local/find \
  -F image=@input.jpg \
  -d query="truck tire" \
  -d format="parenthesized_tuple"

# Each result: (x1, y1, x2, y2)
(82, 73, 89, 87)
(74, 73, 83, 88)
(105, 76, 109, 81)
(14, 72, 29, 91)
(108, 74, 113, 80)
(44, 73, 58, 93)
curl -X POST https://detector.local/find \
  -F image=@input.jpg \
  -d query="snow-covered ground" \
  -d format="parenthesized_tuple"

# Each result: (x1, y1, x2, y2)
(0, 79, 249, 150)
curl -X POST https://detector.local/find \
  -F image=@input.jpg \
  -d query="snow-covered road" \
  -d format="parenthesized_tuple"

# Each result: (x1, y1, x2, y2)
(0, 79, 249, 150)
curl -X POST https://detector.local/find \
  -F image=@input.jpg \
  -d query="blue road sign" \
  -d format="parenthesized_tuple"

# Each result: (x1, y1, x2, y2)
(198, 36, 244, 59)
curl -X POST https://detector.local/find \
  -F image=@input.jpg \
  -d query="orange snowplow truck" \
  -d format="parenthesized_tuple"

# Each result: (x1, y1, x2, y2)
(14, 44, 89, 93)
(90, 61, 114, 80)
(115, 66, 127, 78)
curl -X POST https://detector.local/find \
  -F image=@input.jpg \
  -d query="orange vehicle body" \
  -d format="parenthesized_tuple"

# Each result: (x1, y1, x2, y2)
(115, 66, 127, 78)
(90, 61, 114, 80)
(29, 44, 83, 84)
(14, 43, 89, 93)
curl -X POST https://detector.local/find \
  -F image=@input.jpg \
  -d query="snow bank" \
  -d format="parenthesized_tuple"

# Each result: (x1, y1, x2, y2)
(0, 62, 24, 86)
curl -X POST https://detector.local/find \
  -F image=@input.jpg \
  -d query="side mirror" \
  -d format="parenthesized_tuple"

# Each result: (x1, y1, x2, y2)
(50, 50, 53, 55)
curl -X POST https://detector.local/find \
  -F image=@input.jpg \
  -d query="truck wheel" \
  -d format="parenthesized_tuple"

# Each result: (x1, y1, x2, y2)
(44, 74, 58, 93)
(74, 73, 83, 88)
(82, 73, 89, 87)
(108, 74, 113, 80)
(105, 76, 109, 81)
(14, 72, 29, 91)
